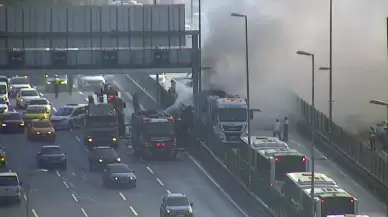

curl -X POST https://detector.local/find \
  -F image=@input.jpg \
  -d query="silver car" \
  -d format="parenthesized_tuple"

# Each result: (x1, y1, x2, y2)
(78, 75, 105, 90)
(50, 104, 87, 130)
(0, 172, 22, 203)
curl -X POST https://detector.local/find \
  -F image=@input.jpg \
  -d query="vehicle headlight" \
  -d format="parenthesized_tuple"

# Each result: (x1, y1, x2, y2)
(189, 207, 193, 213)
(36, 132, 40, 135)
(1, 123, 6, 127)
(20, 123, 24, 126)
(46, 81, 51, 84)
(114, 177, 118, 180)
(130, 176, 135, 180)
(88, 138, 92, 142)
(98, 159, 103, 163)
(112, 137, 117, 142)
(48, 131, 52, 134)
(166, 209, 170, 214)
(19, 99, 23, 102)
(116, 158, 121, 162)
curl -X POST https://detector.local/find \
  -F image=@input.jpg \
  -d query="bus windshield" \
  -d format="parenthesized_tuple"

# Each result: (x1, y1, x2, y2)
(275, 155, 307, 181)
(321, 197, 356, 216)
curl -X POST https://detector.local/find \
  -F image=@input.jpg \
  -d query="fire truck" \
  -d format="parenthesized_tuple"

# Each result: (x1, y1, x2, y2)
(94, 83, 126, 137)
(130, 110, 178, 159)
(84, 94, 119, 148)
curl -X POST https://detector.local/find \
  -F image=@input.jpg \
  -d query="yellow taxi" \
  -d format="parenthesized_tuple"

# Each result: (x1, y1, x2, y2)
(26, 119, 55, 142)
(22, 105, 50, 123)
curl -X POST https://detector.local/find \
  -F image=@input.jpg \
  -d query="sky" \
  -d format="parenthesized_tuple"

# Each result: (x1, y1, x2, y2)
(196, 0, 388, 133)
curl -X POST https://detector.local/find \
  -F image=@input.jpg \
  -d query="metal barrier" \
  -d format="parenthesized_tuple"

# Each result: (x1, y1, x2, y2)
(292, 93, 388, 200)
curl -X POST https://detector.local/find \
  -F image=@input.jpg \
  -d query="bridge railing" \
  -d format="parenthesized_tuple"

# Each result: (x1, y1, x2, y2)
(293, 93, 388, 200)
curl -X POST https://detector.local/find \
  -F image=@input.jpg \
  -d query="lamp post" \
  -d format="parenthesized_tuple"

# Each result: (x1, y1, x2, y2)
(25, 169, 47, 217)
(231, 12, 251, 147)
(329, 0, 333, 127)
(370, 99, 388, 120)
(319, 66, 332, 125)
(297, 50, 316, 217)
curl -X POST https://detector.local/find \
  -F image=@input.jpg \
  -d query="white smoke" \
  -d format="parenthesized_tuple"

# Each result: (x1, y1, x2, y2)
(199, 0, 388, 134)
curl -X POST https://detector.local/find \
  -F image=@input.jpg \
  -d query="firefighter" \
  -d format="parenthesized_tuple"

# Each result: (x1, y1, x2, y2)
(282, 116, 289, 142)
(369, 126, 376, 150)
(53, 74, 60, 98)
(68, 74, 73, 95)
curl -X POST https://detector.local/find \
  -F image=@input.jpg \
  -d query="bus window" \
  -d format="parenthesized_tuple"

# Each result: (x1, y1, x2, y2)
(321, 197, 356, 216)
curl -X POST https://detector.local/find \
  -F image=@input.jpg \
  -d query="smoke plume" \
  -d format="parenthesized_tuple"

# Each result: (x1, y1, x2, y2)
(200, 0, 388, 134)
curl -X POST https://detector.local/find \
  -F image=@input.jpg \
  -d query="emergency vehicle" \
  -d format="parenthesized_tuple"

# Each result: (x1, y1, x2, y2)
(131, 110, 177, 159)
(282, 172, 359, 217)
(202, 91, 248, 143)
(84, 94, 119, 148)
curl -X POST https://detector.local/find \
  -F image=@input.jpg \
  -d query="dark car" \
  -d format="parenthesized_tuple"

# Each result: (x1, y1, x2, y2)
(0, 112, 24, 133)
(160, 193, 193, 217)
(36, 145, 67, 169)
(88, 146, 121, 171)
(102, 163, 136, 188)
(0, 149, 6, 168)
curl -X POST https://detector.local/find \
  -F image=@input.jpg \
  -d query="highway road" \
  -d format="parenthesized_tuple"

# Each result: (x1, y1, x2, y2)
(0, 81, 256, 217)
(143, 73, 387, 217)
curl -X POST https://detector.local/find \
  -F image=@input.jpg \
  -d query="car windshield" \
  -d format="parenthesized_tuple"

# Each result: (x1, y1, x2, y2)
(55, 107, 74, 116)
(26, 107, 45, 113)
(32, 121, 52, 128)
(1, 113, 21, 120)
(10, 77, 28, 85)
(41, 147, 62, 154)
(0, 85, 6, 94)
(109, 165, 132, 173)
(95, 148, 117, 158)
(0, 176, 18, 186)
(21, 90, 38, 97)
(30, 99, 48, 105)
(167, 197, 189, 206)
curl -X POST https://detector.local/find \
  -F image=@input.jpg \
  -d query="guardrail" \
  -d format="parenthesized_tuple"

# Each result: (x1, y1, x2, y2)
(293, 94, 388, 201)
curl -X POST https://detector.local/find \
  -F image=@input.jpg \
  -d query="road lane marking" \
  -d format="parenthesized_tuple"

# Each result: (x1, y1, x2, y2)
(52, 107, 57, 112)
(71, 193, 79, 202)
(63, 181, 70, 189)
(166, 190, 171, 194)
(156, 178, 164, 186)
(78, 91, 83, 95)
(55, 170, 61, 177)
(81, 208, 88, 217)
(146, 166, 154, 174)
(85, 97, 88, 101)
(75, 136, 81, 143)
(188, 154, 250, 217)
(32, 209, 38, 217)
(129, 206, 138, 216)
(119, 192, 126, 200)
(24, 194, 27, 201)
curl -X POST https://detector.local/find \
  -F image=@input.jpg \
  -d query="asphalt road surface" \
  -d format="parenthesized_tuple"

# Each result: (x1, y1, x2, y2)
(0, 84, 252, 217)
(138, 73, 387, 217)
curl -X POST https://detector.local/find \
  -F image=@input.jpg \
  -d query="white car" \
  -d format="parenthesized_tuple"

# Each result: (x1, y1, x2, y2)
(9, 77, 31, 97)
(78, 75, 106, 90)
(0, 98, 8, 113)
(15, 88, 41, 109)
(51, 104, 87, 129)
(0, 172, 22, 203)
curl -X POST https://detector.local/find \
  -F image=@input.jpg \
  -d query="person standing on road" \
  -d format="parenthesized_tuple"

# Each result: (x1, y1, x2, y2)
(369, 126, 377, 150)
(273, 119, 281, 140)
(283, 116, 289, 142)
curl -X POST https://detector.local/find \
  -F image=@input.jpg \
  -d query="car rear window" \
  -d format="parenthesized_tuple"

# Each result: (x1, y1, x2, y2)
(0, 176, 18, 186)
(33, 121, 52, 128)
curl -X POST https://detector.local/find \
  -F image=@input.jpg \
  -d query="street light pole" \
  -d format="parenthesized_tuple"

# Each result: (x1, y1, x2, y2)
(231, 13, 251, 147)
(370, 99, 388, 120)
(329, 0, 333, 128)
(297, 50, 315, 217)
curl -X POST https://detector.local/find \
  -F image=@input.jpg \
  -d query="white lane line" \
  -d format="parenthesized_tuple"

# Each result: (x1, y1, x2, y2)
(78, 91, 83, 95)
(32, 209, 38, 217)
(55, 170, 61, 177)
(156, 178, 164, 186)
(63, 181, 70, 189)
(75, 136, 81, 143)
(71, 193, 79, 202)
(52, 107, 57, 112)
(166, 190, 171, 194)
(119, 192, 126, 201)
(188, 154, 250, 217)
(81, 208, 88, 217)
(24, 194, 27, 201)
(146, 166, 154, 174)
(129, 206, 138, 216)
(85, 97, 88, 101)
